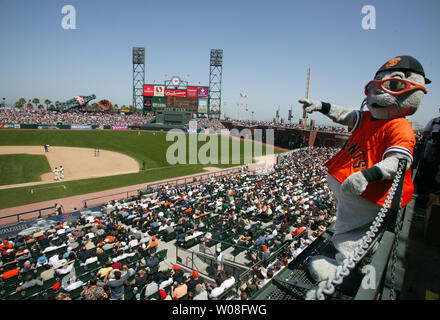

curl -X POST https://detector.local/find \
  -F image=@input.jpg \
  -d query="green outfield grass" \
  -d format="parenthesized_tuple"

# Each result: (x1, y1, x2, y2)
(0, 130, 286, 210)
(0, 154, 51, 186)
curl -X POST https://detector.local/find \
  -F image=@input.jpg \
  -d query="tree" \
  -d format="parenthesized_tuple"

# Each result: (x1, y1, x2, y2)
(44, 99, 51, 110)
(128, 105, 135, 112)
(49, 104, 56, 110)
(32, 98, 40, 109)
(15, 98, 26, 109)
(38, 104, 44, 110)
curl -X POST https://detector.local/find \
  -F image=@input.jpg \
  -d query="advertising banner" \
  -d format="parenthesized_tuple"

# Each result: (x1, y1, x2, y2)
(0, 211, 81, 239)
(110, 125, 129, 130)
(165, 89, 187, 97)
(154, 85, 165, 97)
(197, 87, 209, 98)
(143, 85, 154, 96)
(152, 96, 167, 108)
(0, 124, 20, 129)
(144, 96, 153, 108)
(187, 87, 198, 98)
(37, 124, 60, 129)
(71, 124, 92, 130)
(198, 98, 208, 114)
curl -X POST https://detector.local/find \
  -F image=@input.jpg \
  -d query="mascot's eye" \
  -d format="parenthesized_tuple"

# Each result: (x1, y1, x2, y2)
(383, 79, 405, 92)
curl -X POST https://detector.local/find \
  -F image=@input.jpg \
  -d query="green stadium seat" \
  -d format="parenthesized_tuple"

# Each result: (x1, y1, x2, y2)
(22, 285, 43, 299)
(5, 290, 25, 300)
(42, 277, 58, 291)
(68, 286, 84, 300)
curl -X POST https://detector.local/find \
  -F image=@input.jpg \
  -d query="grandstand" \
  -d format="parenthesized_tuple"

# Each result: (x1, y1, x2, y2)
(0, 147, 339, 300)
(0, 108, 438, 301)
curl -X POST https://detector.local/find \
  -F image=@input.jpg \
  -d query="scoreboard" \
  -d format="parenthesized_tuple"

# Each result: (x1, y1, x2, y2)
(143, 84, 209, 113)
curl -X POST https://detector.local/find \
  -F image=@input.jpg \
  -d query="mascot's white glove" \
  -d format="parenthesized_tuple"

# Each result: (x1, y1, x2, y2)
(341, 171, 369, 195)
(298, 99, 323, 114)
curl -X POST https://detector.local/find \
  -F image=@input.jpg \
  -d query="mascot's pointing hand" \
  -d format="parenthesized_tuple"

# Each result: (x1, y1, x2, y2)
(298, 99, 322, 114)
(340, 171, 369, 195)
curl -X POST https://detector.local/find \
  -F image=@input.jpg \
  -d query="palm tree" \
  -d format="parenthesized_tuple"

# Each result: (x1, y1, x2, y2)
(128, 105, 134, 112)
(44, 99, 51, 110)
(15, 98, 26, 109)
(32, 98, 40, 110)
(49, 104, 56, 110)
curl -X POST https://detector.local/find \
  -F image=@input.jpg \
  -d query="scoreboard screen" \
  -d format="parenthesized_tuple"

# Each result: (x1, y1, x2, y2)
(143, 84, 209, 113)
(167, 97, 198, 110)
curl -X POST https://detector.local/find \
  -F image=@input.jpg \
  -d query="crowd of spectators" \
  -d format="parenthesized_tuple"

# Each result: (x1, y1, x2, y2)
(0, 146, 338, 300)
(0, 109, 154, 126)
(188, 118, 226, 131)
(226, 119, 348, 134)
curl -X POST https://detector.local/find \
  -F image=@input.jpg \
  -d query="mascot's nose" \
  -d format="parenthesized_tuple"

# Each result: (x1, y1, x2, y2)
(374, 89, 385, 95)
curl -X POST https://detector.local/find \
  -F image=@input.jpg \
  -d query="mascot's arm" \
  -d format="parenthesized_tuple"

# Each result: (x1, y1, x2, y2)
(341, 152, 412, 195)
(298, 99, 358, 128)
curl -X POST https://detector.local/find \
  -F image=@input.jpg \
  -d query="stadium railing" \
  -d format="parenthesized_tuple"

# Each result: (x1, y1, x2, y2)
(81, 166, 244, 209)
(0, 205, 56, 225)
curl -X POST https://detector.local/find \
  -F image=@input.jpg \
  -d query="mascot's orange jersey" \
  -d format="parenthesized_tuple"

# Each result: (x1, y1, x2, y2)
(325, 111, 415, 207)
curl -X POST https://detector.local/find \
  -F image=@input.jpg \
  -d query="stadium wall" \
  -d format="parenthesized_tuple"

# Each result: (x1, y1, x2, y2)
(0, 123, 185, 131)
(220, 121, 349, 149)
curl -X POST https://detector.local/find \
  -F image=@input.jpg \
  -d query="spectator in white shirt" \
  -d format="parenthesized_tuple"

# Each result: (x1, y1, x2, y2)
(222, 272, 235, 289)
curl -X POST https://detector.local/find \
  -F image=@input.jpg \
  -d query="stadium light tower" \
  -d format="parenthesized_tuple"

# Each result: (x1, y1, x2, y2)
(132, 47, 145, 111)
(209, 49, 223, 119)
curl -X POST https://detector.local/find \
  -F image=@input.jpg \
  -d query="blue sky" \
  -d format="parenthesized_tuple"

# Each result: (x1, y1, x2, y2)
(0, 0, 439, 127)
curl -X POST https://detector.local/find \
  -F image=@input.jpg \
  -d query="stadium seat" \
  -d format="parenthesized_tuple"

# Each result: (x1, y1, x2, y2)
(22, 285, 43, 299)
(155, 249, 167, 261)
(124, 285, 136, 300)
(79, 272, 92, 284)
(5, 290, 25, 300)
(68, 286, 84, 300)
(2, 274, 21, 289)
(149, 264, 159, 276)
(42, 277, 58, 291)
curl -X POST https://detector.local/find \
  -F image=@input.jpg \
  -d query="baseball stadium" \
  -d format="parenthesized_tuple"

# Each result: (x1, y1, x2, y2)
(0, 1, 439, 308)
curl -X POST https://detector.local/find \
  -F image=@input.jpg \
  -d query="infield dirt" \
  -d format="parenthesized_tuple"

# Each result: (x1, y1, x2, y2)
(0, 146, 139, 190)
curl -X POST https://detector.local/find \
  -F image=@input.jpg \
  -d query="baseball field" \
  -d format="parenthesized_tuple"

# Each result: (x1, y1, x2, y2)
(0, 130, 285, 210)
